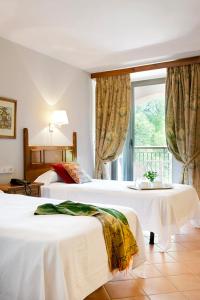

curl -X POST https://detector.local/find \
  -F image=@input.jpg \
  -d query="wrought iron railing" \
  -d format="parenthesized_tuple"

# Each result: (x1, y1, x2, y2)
(134, 146, 172, 182)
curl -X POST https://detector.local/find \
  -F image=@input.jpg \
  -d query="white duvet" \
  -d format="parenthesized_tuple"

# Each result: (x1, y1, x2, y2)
(0, 193, 145, 300)
(42, 179, 200, 250)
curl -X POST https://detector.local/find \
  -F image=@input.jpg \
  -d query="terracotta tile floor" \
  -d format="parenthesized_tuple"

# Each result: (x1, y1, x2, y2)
(85, 223, 200, 300)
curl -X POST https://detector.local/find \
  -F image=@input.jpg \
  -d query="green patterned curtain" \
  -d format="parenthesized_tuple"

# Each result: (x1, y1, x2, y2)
(95, 74, 131, 179)
(166, 64, 200, 197)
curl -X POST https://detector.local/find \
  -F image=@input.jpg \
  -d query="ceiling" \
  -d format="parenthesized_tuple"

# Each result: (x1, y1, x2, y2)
(0, 0, 200, 72)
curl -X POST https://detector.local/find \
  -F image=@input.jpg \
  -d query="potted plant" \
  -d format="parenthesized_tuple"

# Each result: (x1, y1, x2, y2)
(143, 171, 157, 183)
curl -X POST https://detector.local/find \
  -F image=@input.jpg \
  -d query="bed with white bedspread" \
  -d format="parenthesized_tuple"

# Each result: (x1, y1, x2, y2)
(0, 192, 145, 300)
(41, 179, 200, 250)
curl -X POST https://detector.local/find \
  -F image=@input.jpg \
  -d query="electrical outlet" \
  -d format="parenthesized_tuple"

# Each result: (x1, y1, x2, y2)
(0, 166, 14, 174)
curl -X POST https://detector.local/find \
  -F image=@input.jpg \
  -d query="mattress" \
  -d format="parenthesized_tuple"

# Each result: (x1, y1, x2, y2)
(41, 179, 200, 250)
(0, 192, 145, 300)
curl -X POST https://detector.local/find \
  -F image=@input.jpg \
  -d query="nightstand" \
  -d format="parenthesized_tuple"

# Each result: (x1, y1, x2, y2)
(0, 182, 43, 197)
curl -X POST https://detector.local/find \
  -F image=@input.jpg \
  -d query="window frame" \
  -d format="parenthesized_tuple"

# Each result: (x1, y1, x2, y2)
(123, 77, 166, 180)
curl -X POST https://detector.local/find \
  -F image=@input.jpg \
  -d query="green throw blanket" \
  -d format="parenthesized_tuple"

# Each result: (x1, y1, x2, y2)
(34, 200, 138, 272)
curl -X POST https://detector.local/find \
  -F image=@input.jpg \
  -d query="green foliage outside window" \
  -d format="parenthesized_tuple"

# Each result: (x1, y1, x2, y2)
(135, 97, 166, 146)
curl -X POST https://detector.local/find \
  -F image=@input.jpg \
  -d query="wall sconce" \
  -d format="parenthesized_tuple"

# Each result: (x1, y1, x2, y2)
(49, 110, 69, 132)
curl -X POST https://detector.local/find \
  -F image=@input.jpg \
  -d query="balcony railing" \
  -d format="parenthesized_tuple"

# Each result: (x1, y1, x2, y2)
(134, 146, 172, 182)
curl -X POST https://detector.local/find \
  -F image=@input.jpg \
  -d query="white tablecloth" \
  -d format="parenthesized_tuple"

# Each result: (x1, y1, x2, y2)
(0, 193, 145, 300)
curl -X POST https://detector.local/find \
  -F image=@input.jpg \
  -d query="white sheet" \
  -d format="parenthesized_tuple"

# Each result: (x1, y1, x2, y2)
(0, 193, 145, 300)
(42, 179, 200, 250)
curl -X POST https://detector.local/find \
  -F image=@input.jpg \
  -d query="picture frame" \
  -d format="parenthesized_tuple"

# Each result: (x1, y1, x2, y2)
(0, 97, 17, 139)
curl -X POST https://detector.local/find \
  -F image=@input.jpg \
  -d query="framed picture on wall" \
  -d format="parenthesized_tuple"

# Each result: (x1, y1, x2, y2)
(0, 97, 17, 139)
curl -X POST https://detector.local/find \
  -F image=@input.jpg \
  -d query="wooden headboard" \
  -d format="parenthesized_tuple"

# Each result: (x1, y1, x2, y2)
(23, 128, 77, 182)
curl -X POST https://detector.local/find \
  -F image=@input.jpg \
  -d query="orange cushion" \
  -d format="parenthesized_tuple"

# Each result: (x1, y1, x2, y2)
(52, 163, 75, 183)
(63, 163, 92, 184)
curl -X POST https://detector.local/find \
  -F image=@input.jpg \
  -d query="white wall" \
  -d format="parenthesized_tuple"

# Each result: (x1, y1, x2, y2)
(0, 37, 93, 183)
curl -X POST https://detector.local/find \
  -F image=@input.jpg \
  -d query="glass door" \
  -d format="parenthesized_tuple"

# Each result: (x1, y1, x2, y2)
(112, 77, 172, 183)
(132, 78, 172, 182)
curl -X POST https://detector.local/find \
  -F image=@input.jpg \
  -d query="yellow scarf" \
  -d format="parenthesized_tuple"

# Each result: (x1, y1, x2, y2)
(35, 200, 139, 272)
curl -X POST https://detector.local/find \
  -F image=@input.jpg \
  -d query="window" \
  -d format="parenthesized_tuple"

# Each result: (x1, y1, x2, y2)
(112, 75, 172, 183)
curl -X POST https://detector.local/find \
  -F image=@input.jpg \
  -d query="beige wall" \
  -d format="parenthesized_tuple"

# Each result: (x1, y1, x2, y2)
(0, 37, 93, 183)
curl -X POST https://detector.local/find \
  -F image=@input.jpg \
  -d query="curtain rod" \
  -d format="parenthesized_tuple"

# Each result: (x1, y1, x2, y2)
(91, 55, 200, 79)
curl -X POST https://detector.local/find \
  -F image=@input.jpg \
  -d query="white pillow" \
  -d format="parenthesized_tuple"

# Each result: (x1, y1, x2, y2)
(0, 190, 4, 194)
(34, 170, 62, 185)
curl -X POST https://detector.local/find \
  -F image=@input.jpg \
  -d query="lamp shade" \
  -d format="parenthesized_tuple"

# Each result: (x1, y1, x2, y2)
(52, 110, 69, 126)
